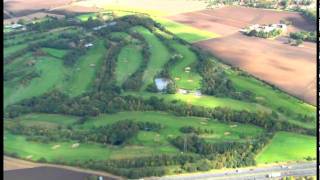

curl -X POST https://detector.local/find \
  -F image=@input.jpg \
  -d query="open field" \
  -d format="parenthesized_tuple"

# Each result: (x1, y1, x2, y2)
(4, 156, 121, 180)
(168, 6, 316, 105)
(255, 132, 316, 164)
(3, 12, 65, 25)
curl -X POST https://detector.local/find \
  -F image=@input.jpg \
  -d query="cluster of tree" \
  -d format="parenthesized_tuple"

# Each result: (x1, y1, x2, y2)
(5, 91, 315, 136)
(27, 17, 80, 32)
(94, 39, 125, 91)
(244, 29, 282, 38)
(63, 48, 86, 66)
(180, 126, 214, 134)
(5, 119, 163, 145)
(298, 8, 316, 22)
(4, 34, 46, 47)
(289, 31, 316, 42)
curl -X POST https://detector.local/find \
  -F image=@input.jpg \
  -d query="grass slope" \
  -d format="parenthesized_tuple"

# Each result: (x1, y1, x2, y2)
(65, 40, 106, 96)
(42, 48, 67, 59)
(131, 26, 170, 89)
(169, 42, 201, 90)
(255, 132, 316, 164)
(116, 44, 143, 85)
(4, 56, 66, 107)
(125, 92, 267, 112)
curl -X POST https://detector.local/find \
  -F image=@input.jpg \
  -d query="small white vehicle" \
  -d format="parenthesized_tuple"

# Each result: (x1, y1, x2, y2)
(267, 172, 281, 178)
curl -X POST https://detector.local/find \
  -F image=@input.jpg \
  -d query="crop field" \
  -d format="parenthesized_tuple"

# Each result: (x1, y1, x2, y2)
(255, 132, 316, 164)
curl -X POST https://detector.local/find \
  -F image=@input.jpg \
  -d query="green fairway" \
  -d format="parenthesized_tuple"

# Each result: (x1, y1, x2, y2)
(4, 132, 112, 162)
(169, 42, 201, 90)
(16, 113, 78, 127)
(42, 48, 68, 59)
(131, 26, 170, 89)
(4, 111, 263, 162)
(65, 40, 106, 96)
(4, 44, 28, 58)
(4, 56, 66, 107)
(124, 91, 267, 112)
(84, 111, 264, 142)
(255, 132, 316, 164)
(116, 44, 143, 85)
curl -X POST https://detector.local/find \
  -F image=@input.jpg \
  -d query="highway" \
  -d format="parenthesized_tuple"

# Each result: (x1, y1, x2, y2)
(152, 162, 316, 180)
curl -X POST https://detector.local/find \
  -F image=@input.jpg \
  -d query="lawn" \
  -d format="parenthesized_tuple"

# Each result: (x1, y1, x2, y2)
(4, 132, 112, 162)
(131, 26, 170, 90)
(42, 48, 68, 59)
(255, 132, 316, 164)
(64, 40, 106, 96)
(4, 56, 66, 107)
(83, 111, 264, 142)
(116, 44, 143, 85)
(16, 113, 78, 127)
(124, 91, 267, 112)
(169, 42, 202, 90)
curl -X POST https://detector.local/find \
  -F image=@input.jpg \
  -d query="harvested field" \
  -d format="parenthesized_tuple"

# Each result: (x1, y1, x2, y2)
(168, 6, 315, 35)
(4, 12, 65, 25)
(4, 0, 72, 16)
(169, 6, 316, 104)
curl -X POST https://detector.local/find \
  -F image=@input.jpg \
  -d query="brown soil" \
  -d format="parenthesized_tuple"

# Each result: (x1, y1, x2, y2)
(169, 6, 316, 105)
(4, 0, 73, 16)
(3, 156, 122, 179)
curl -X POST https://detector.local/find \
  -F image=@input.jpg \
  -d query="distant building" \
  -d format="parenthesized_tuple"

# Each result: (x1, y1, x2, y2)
(93, 21, 117, 31)
(178, 89, 188, 94)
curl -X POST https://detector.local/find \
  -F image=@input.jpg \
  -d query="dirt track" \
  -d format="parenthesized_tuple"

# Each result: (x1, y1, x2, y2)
(169, 6, 316, 105)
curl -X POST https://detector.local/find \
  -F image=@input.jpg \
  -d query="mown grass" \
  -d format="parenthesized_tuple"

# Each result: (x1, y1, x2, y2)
(124, 91, 267, 112)
(4, 132, 112, 162)
(42, 48, 67, 59)
(4, 56, 66, 107)
(116, 44, 143, 85)
(64, 40, 106, 96)
(255, 132, 316, 164)
(169, 42, 201, 90)
(131, 26, 170, 89)
(4, 44, 28, 58)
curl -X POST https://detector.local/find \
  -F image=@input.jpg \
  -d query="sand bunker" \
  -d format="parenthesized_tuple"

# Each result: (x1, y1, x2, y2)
(71, 143, 80, 148)
(51, 144, 61, 150)
(224, 132, 230, 135)
(26, 155, 33, 159)
(230, 125, 237, 128)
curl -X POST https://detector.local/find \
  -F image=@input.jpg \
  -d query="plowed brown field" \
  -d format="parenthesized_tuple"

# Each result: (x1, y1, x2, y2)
(169, 6, 316, 105)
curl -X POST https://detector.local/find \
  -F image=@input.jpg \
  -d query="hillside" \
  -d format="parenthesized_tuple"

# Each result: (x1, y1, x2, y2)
(3, 14, 316, 178)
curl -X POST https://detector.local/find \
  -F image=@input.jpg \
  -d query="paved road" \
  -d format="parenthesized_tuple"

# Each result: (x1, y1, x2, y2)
(152, 162, 316, 180)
